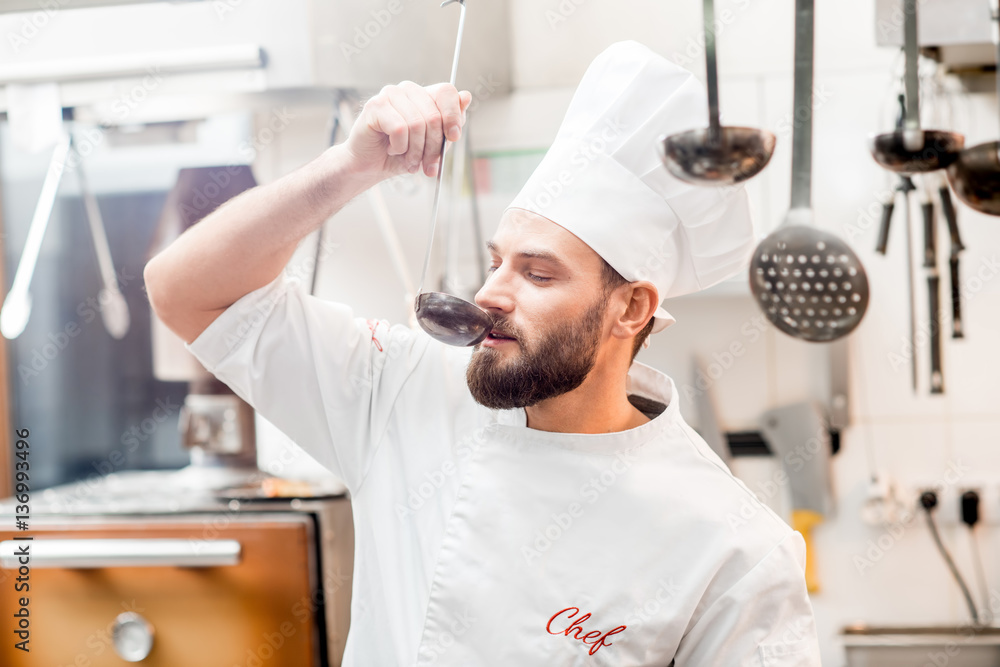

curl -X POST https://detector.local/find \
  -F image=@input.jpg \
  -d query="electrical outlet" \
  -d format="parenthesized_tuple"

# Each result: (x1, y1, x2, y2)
(906, 477, 1000, 527)
(956, 486, 983, 527)
(909, 480, 960, 526)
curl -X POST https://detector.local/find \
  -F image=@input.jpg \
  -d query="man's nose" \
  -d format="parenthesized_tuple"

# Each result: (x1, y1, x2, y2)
(475, 269, 514, 314)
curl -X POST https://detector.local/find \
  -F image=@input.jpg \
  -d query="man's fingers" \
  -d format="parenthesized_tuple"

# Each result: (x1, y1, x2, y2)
(368, 94, 409, 158)
(428, 83, 466, 143)
(385, 86, 428, 173)
(399, 81, 445, 176)
(351, 82, 472, 179)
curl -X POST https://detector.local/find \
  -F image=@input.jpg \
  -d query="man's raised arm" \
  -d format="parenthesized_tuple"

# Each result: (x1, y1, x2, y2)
(144, 82, 472, 344)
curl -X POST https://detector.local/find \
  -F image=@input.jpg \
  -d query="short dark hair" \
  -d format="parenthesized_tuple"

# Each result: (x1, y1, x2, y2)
(600, 259, 656, 362)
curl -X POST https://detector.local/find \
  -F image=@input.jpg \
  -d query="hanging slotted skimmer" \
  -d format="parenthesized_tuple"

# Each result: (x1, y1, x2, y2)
(749, 0, 870, 342)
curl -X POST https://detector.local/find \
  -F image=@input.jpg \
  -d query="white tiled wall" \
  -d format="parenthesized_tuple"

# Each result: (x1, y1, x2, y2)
(248, 0, 1000, 663)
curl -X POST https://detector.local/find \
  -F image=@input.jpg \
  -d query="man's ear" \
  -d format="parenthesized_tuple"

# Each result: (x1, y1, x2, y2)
(610, 281, 659, 340)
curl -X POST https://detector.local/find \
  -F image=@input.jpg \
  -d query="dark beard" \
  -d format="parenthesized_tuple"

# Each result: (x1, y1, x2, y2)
(465, 298, 606, 409)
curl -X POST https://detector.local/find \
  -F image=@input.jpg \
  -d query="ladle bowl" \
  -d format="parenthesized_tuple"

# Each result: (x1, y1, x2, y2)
(415, 292, 492, 346)
(869, 130, 965, 174)
(749, 225, 870, 342)
(946, 141, 1000, 216)
(660, 127, 776, 186)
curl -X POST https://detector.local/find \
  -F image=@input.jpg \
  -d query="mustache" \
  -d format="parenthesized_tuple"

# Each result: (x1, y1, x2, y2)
(487, 315, 521, 340)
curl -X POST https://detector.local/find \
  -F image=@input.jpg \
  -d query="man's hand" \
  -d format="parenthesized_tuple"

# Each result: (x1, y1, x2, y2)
(344, 81, 473, 181)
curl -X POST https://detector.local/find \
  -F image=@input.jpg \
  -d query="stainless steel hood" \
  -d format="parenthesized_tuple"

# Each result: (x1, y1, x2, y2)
(0, 0, 511, 122)
(876, 0, 997, 70)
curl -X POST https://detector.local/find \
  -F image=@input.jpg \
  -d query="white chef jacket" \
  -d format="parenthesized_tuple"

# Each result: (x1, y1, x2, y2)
(186, 272, 822, 667)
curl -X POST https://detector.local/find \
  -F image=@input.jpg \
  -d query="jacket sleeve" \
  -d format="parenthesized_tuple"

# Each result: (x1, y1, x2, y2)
(184, 271, 431, 494)
(671, 531, 822, 667)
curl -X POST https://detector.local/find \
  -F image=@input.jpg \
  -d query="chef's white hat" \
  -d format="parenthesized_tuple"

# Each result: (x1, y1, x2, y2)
(505, 41, 757, 333)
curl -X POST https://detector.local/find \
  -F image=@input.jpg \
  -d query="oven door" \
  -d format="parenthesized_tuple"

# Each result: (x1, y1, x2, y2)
(0, 513, 321, 666)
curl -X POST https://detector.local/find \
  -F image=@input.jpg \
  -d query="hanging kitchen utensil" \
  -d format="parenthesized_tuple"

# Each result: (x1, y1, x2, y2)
(413, 0, 493, 347)
(937, 171, 965, 338)
(918, 179, 944, 393)
(899, 175, 919, 391)
(658, 0, 775, 185)
(1, 132, 71, 340)
(949, 253, 963, 338)
(72, 135, 131, 340)
(920, 184, 936, 269)
(869, 0, 964, 175)
(928, 271, 944, 393)
(875, 94, 908, 256)
(749, 0, 870, 342)
(918, 45, 966, 344)
(946, 0, 1000, 215)
(938, 177, 965, 252)
(875, 190, 895, 255)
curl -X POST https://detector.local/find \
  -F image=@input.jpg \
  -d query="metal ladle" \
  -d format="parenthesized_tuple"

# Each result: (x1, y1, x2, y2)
(658, 0, 776, 185)
(869, 0, 964, 174)
(946, 0, 1000, 215)
(1, 132, 71, 340)
(749, 0, 870, 342)
(413, 0, 492, 347)
(74, 136, 131, 339)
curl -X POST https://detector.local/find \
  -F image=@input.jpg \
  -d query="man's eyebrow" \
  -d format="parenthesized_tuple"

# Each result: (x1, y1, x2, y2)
(486, 241, 570, 271)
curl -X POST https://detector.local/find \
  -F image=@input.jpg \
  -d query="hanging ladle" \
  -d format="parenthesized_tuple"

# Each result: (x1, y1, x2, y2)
(1, 132, 71, 340)
(946, 0, 1000, 216)
(869, 0, 964, 174)
(749, 0, 870, 342)
(658, 0, 776, 185)
(413, 0, 492, 347)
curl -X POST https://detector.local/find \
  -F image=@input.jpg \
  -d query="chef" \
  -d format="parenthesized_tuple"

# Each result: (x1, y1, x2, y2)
(146, 41, 821, 666)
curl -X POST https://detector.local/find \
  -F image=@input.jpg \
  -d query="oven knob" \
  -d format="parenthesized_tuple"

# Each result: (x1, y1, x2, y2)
(112, 612, 154, 662)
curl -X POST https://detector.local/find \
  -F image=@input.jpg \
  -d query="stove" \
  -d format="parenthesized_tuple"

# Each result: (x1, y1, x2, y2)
(0, 470, 353, 667)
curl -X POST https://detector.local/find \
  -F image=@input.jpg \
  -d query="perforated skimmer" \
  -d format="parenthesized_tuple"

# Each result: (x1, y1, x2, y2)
(748, 0, 869, 342)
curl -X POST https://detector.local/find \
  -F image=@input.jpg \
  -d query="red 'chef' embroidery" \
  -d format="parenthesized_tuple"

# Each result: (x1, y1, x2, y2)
(546, 607, 627, 656)
(365, 319, 383, 352)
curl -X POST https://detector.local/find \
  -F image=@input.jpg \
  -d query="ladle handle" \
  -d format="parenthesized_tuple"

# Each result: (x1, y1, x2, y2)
(901, 180, 919, 392)
(416, 0, 467, 296)
(921, 199, 936, 268)
(703, 0, 722, 142)
(875, 198, 894, 255)
(789, 0, 814, 210)
(903, 0, 921, 133)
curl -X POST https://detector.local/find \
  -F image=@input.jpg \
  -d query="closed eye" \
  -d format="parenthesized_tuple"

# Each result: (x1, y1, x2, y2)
(487, 265, 550, 282)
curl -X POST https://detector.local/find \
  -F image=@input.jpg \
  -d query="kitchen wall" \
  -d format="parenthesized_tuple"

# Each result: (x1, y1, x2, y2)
(247, 0, 1000, 664)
